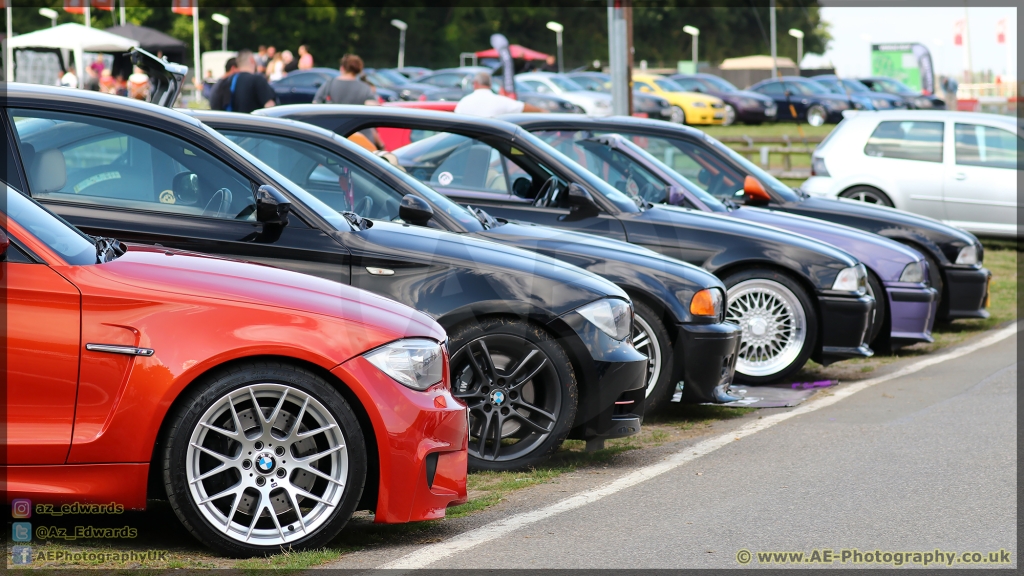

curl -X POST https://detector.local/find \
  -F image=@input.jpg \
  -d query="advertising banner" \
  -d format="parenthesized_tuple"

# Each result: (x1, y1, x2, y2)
(490, 33, 515, 98)
(871, 43, 935, 95)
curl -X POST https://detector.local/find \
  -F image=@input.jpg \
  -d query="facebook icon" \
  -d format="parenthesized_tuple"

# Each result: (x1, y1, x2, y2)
(12, 546, 32, 565)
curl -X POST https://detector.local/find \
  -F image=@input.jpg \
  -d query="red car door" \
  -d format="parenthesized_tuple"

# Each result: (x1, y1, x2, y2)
(2, 256, 82, 464)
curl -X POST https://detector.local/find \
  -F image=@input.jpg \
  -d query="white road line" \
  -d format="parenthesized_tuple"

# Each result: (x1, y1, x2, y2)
(377, 322, 1019, 571)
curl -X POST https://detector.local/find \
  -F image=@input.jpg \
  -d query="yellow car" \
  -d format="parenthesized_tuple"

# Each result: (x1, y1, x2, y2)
(632, 73, 726, 125)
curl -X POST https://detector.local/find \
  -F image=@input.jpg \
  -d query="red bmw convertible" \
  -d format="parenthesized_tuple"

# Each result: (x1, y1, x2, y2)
(2, 187, 467, 556)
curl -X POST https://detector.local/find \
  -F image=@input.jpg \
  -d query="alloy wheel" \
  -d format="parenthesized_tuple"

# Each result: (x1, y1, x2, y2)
(722, 104, 736, 126)
(807, 105, 827, 127)
(632, 314, 663, 398)
(452, 335, 561, 463)
(670, 105, 686, 124)
(840, 189, 893, 206)
(186, 384, 348, 547)
(727, 279, 808, 378)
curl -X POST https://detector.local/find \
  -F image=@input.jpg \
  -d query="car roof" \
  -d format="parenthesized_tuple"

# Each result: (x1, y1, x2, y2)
(4, 82, 203, 128)
(183, 108, 342, 139)
(258, 103, 524, 137)
(846, 109, 1020, 126)
(427, 66, 491, 75)
(501, 112, 707, 139)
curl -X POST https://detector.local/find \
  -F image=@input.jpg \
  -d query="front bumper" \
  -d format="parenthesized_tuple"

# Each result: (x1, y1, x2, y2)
(332, 356, 468, 524)
(684, 105, 725, 125)
(674, 322, 742, 403)
(557, 311, 648, 441)
(815, 293, 875, 365)
(885, 284, 939, 347)
(941, 266, 991, 320)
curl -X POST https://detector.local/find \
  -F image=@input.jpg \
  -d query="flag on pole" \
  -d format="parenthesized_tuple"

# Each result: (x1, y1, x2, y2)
(996, 18, 1006, 44)
(172, 0, 195, 16)
(64, 0, 89, 14)
(92, 0, 115, 11)
(953, 19, 965, 46)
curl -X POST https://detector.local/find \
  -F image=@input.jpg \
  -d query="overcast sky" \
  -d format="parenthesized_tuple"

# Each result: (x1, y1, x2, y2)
(811, 4, 1017, 79)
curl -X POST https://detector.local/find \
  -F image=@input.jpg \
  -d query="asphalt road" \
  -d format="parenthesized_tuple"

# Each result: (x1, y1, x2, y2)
(334, 326, 1018, 570)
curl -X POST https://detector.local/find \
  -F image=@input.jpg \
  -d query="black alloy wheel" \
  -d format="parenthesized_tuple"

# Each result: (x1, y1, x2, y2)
(449, 319, 577, 472)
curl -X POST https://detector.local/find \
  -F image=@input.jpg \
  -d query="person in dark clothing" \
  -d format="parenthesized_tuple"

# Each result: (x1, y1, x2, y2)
(210, 50, 277, 113)
(208, 57, 238, 110)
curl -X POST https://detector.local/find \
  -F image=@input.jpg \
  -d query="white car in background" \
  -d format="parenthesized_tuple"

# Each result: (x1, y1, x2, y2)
(515, 72, 613, 116)
(802, 111, 1021, 238)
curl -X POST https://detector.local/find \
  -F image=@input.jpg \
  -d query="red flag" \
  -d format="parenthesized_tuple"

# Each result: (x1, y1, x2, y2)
(996, 18, 1006, 44)
(64, 0, 88, 14)
(953, 19, 964, 46)
(172, 0, 196, 16)
(92, 0, 115, 11)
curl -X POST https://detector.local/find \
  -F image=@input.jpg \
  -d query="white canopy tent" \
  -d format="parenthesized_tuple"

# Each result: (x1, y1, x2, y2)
(5, 23, 139, 82)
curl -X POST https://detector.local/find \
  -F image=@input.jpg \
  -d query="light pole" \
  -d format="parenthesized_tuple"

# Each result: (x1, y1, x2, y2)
(683, 25, 699, 72)
(769, 0, 777, 78)
(39, 7, 59, 27)
(212, 13, 230, 52)
(391, 19, 407, 69)
(788, 28, 804, 72)
(546, 21, 564, 73)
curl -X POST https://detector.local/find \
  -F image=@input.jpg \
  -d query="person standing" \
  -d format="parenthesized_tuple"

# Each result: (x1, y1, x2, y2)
(282, 50, 298, 73)
(208, 57, 239, 110)
(210, 50, 277, 113)
(266, 52, 286, 81)
(313, 54, 384, 149)
(454, 70, 542, 117)
(255, 46, 269, 73)
(297, 45, 314, 70)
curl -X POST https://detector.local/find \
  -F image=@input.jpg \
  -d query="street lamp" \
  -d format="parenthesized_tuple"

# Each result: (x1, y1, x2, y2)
(789, 28, 804, 72)
(39, 7, 59, 27)
(391, 19, 408, 69)
(546, 21, 564, 74)
(683, 25, 699, 72)
(211, 13, 230, 52)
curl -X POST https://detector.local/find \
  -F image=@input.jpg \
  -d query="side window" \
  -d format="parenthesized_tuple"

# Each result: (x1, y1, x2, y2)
(432, 141, 510, 192)
(864, 121, 943, 163)
(223, 131, 406, 221)
(954, 124, 1020, 170)
(522, 80, 550, 94)
(11, 110, 256, 220)
(757, 82, 784, 95)
(634, 81, 654, 92)
(424, 73, 462, 88)
(673, 78, 702, 92)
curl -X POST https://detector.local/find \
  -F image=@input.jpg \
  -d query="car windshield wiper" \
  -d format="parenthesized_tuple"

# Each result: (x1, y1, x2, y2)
(466, 205, 501, 229)
(93, 236, 125, 264)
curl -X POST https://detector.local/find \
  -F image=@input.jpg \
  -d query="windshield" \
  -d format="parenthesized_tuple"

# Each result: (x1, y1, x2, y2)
(570, 75, 610, 92)
(548, 76, 585, 92)
(703, 134, 802, 201)
(653, 78, 685, 92)
(369, 69, 408, 87)
(4, 186, 97, 265)
(874, 78, 915, 93)
(614, 138, 729, 212)
(840, 79, 871, 93)
(198, 122, 353, 231)
(814, 78, 844, 94)
(790, 80, 831, 95)
(700, 75, 738, 92)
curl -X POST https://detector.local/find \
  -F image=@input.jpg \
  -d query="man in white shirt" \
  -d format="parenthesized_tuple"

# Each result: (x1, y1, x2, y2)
(454, 71, 542, 117)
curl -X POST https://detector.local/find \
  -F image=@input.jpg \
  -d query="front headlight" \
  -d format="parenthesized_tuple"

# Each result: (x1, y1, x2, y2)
(872, 99, 890, 108)
(956, 244, 979, 265)
(690, 288, 724, 320)
(692, 101, 708, 108)
(832, 264, 867, 294)
(914, 97, 933, 108)
(577, 298, 632, 341)
(364, 338, 444, 390)
(899, 261, 925, 283)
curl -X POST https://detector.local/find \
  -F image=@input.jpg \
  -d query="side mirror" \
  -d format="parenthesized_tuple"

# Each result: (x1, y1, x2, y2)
(399, 194, 434, 226)
(511, 176, 533, 198)
(743, 175, 771, 206)
(0, 228, 9, 260)
(559, 183, 601, 222)
(256, 185, 291, 226)
(666, 185, 687, 206)
(172, 171, 199, 204)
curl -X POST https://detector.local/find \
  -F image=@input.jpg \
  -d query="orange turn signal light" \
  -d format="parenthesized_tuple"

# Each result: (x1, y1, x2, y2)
(690, 289, 721, 317)
(434, 395, 447, 409)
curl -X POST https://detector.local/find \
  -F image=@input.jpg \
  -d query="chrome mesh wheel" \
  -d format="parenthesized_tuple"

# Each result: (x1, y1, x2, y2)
(186, 383, 348, 547)
(807, 105, 827, 127)
(727, 279, 808, 378)
(632, 314, 663, 398)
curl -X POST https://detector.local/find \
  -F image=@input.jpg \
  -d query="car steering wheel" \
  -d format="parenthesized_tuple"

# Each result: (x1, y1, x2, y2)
(532, 176, 561, 208)
(202, 188, 233, 218)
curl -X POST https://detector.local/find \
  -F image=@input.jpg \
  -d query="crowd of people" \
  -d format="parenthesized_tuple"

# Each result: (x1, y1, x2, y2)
(58, 54, 153, 100)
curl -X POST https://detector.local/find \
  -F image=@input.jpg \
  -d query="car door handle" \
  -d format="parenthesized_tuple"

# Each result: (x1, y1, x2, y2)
(955, 173, 967, 180)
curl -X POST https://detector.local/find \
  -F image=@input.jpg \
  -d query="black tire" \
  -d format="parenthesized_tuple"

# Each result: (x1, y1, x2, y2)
(722, 268, 819, 384)
(865, 270, 890, 351)
(839, 185, 894, 207)
(449, 318, 577, 472)
(631, 300, 675, 416)
(163, 361, 367, 557)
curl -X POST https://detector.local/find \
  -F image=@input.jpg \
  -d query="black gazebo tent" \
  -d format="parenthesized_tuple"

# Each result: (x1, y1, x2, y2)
(104, 24, 186, 65)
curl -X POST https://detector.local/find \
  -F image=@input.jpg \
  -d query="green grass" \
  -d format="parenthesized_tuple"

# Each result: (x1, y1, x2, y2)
(235, 547, 351, 573)
(700, 123, 837, 140)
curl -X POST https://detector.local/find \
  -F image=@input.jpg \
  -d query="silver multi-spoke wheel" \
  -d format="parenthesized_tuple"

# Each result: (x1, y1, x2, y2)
(633, 314, 663, 399)
(186, 383, 348, 547)
(722, 104, 737, 126)
(727, 279, 808, 378)
(840, 187, 894, 206)
(806, 105, 827, 127)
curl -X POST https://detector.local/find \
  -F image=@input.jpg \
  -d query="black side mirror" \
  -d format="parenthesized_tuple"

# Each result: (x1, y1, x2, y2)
(512, 176, 533, 198)
(559, 183, 601, 222)
(399, 194, 434, 226)
(256, 185, 291, 226)
(172, 172, 199, 204)
(0, 228, 9, 260)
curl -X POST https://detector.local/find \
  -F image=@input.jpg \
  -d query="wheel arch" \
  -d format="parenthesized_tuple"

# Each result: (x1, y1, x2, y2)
(146, 354, 382, 513)
(838, 183, 896, 208)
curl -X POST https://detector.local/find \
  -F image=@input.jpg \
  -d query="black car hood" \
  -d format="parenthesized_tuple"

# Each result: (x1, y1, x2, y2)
(787, 196, 979, 264)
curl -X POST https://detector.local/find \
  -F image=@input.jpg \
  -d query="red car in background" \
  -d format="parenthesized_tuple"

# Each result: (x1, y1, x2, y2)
(2, 187, 467, 556)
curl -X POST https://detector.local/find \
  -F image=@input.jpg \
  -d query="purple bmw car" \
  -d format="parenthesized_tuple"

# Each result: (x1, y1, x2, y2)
(537, 132, 939, 351)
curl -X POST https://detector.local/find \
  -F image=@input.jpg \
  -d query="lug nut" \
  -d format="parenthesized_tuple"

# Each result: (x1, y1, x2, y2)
(255, 476, 266, 487)
(242, 460, 252, 469)
(276, 469, 286, 478)
(254, 441, 264, 450)
(275, 446, 285, 456)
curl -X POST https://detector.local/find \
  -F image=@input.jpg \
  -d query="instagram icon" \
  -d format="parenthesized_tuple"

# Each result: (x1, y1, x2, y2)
(12, 499, 32, 518)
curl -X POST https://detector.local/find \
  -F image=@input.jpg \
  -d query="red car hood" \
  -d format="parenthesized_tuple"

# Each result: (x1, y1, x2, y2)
(81, 244, 445, 343)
